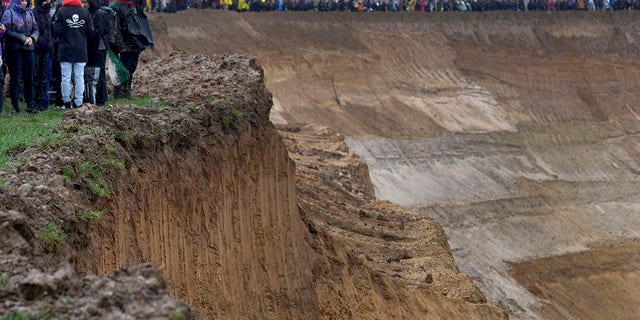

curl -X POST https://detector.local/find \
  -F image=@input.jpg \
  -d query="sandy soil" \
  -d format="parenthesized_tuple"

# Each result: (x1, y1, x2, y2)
(146, 10, 640, 319)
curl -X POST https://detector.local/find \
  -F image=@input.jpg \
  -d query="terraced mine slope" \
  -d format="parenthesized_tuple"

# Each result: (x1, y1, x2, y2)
(149, 11, 640, 319)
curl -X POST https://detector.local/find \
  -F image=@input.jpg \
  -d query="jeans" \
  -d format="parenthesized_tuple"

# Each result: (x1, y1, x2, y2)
(60, 61, 86, 106)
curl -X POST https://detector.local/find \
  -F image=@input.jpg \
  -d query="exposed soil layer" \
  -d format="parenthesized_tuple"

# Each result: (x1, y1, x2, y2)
(145, 11, 640, 320)
(508, 241, 640, 320)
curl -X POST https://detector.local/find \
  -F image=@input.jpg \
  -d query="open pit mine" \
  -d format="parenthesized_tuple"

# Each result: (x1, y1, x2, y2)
(1, 10, 639, 320)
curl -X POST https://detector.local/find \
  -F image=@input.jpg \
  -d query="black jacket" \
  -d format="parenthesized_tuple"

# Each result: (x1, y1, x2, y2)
(34, 0, 53, 53)
(53, 0, 94, 62)
(110, 0, 152, 53)
(87, 0, 109, 53)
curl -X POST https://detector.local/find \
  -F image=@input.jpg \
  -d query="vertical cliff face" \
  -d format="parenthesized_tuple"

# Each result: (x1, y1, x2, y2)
(81, 126, 319, 319)
(69, 52, 505, 319)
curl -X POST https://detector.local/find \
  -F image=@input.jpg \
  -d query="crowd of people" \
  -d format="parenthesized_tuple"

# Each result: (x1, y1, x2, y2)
(153, 0, 640, 12)
(0, 0, 153, 115)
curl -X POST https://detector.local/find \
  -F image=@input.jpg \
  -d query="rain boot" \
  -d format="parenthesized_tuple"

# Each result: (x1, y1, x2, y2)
(123, 80, 132, 99)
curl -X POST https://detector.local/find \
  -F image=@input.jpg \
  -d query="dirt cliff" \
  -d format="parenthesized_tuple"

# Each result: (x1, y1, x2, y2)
(0, 52, 505, 319)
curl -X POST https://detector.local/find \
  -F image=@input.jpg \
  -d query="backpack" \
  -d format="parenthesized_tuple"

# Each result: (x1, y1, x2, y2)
(98, 6, 118, 45)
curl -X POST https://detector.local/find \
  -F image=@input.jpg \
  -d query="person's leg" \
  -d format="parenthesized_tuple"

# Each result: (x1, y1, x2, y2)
(6, 51, 23, 113)
(119, 51, 140, 99)
(52, 56, 64, 108)
(95, 51, 108, 105)
(44, 57, 52, 108)
(35, 51, 51, 110)
(21, 51, 35, 112)
(73, 62, 86, 107)
(60, 61, 73, 108)
(112, 53, 124, 99)
(0, 66, 4, 115)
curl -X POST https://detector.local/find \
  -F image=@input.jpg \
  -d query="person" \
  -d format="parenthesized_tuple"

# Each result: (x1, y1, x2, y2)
(2, 0, 39, 114)
(33, 0, 53, 111)
(109, 0, 153, 99)
(85, 0, 109, 105)
(53, 0, 94, 109)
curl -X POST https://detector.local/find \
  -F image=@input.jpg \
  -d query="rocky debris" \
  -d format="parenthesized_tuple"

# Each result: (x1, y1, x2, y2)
(279, 124, 492, 305)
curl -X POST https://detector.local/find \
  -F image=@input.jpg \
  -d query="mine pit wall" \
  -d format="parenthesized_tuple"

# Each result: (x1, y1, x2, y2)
(148, 11, 640, 320)
(78, 126, 319, 319)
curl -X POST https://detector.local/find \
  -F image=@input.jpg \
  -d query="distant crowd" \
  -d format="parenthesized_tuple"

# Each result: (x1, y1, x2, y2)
(151, 0, 640, 12)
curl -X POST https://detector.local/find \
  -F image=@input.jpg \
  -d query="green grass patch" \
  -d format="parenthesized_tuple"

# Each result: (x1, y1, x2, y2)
(0, 272, 8, 288)
(0, 96, 167, 170)
(76, 161, 111, 198)
(0, 106, 64, 168)
(0, 307, 54, 320)
(82, 210, 106, 220)
(37, 221, 66, 252)
(112, 96, 170, 110)
(220, 108, 244, 130)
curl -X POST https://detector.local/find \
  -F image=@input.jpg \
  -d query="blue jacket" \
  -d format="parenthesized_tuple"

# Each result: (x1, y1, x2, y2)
(1, 0, 40, 52)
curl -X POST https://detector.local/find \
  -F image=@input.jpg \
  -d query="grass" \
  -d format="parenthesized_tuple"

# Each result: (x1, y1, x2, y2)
(37, 221, 66, 252)
(0, 272, 7, 288)
(82, 210, 106, 220)
(220, 108, 244, 130)
(0, 96, 162, 170)
(0, 103, 63, 168)
(0, 308, 53, 320)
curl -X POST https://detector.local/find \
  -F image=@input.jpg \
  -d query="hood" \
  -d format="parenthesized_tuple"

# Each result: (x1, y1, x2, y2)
(34, 0, 53, 9)
(9, 0, 32, 11)
(61, 0, 82, 6)
(87, 0, 99, 11)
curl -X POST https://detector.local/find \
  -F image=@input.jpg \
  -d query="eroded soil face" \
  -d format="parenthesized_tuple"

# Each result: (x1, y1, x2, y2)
(147, 11, 640, 319)
(0, 51, 505, 319)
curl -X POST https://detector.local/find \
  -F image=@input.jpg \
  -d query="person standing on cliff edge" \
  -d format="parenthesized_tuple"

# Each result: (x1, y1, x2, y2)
(53, 0, 94, 109)
(109, 0, 153, 99)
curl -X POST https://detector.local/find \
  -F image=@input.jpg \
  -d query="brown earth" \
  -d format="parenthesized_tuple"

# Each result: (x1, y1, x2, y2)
(2, 9, 640, 320)
(508, 240, 640, 320)
(146, 10, 640, 320)
(0, 52, 505, 319)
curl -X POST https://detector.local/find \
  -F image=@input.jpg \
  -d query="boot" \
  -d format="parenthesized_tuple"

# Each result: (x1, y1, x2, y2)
(123, 80, 132, 99)
(113, 85, 124, 99)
